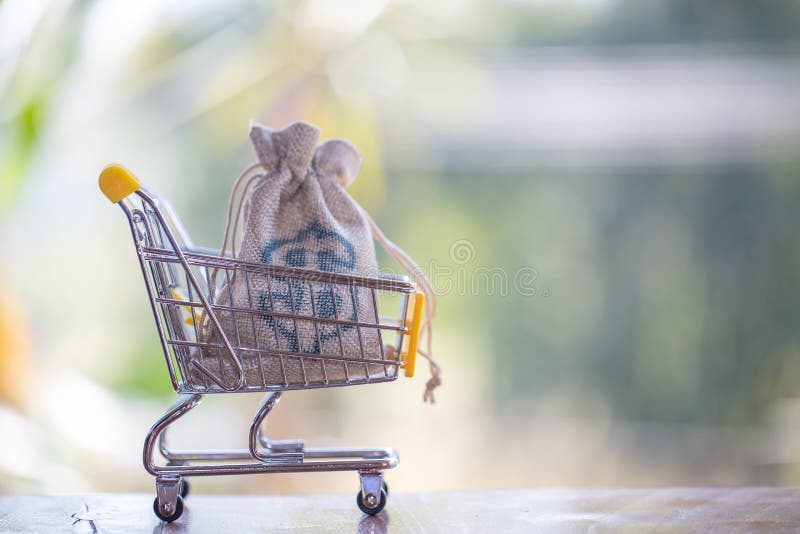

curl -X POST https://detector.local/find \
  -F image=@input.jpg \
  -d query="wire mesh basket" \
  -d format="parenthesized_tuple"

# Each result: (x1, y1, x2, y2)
(119, 175, 422, 394)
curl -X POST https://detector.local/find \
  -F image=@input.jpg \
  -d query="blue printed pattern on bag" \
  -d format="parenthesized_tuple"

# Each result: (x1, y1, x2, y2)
(257, 221, 359, 354)
(260, 220, 356, 272)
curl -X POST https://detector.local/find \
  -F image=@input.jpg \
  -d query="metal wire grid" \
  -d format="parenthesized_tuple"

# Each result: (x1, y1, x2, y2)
(128, 197, 412, 394)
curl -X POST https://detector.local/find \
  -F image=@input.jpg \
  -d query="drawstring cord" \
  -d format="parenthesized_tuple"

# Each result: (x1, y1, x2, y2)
(219, 162, 264, 261)
(201, 162, 264, 335)
(361, 208, 442, 404)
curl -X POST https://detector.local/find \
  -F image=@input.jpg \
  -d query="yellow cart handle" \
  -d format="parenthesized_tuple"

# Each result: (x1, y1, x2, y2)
(99, 164, 141, 203)
(402, 291, 425, 378)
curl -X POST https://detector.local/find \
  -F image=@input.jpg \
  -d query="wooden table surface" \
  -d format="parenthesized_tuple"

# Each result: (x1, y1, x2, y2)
(1, 488, 798, 533)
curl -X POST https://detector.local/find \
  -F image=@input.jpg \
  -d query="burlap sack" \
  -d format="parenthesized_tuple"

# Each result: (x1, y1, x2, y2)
(193, 122, 389, 389)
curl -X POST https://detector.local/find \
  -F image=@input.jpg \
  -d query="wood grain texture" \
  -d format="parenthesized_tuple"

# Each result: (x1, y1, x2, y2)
(1, 488, 798, 533)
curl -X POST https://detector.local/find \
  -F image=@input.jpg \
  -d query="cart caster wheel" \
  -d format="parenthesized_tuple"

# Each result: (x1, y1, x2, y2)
(179, 479, 190, 498)
(382, 481, 389, 496)
(357, 487, 387, 516)
(153, 495, 184, 522)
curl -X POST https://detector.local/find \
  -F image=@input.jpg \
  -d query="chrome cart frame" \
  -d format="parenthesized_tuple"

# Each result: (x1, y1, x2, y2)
(99, 165, 424, 522)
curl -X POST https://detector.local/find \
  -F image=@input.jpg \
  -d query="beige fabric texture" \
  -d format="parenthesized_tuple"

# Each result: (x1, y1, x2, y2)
(193, 122, 390, 389)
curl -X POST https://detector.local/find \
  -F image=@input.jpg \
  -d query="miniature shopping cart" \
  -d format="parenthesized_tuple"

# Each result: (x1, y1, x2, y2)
(99, 164, 424, 522)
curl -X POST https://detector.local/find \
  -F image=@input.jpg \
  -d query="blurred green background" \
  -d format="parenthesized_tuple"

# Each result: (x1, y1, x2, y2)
(2, 0, 800, 494)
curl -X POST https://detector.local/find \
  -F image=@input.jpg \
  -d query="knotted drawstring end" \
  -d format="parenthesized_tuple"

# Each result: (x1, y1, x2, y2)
(423, 375, 441, 404)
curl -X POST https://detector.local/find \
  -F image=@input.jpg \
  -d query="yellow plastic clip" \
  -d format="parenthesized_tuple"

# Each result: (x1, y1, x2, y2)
(401, 291, 425, 378)
(171, 289, 195, 326)
(99, 164, 141, 203)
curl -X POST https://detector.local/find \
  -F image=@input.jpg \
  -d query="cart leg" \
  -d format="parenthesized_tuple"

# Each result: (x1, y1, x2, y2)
(249, 392, 304, 463)
(154, 476, 184, 522)
(144, 393, 202, 477)
(357, 471, 387, 515)
(145, 395, 201, 522)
